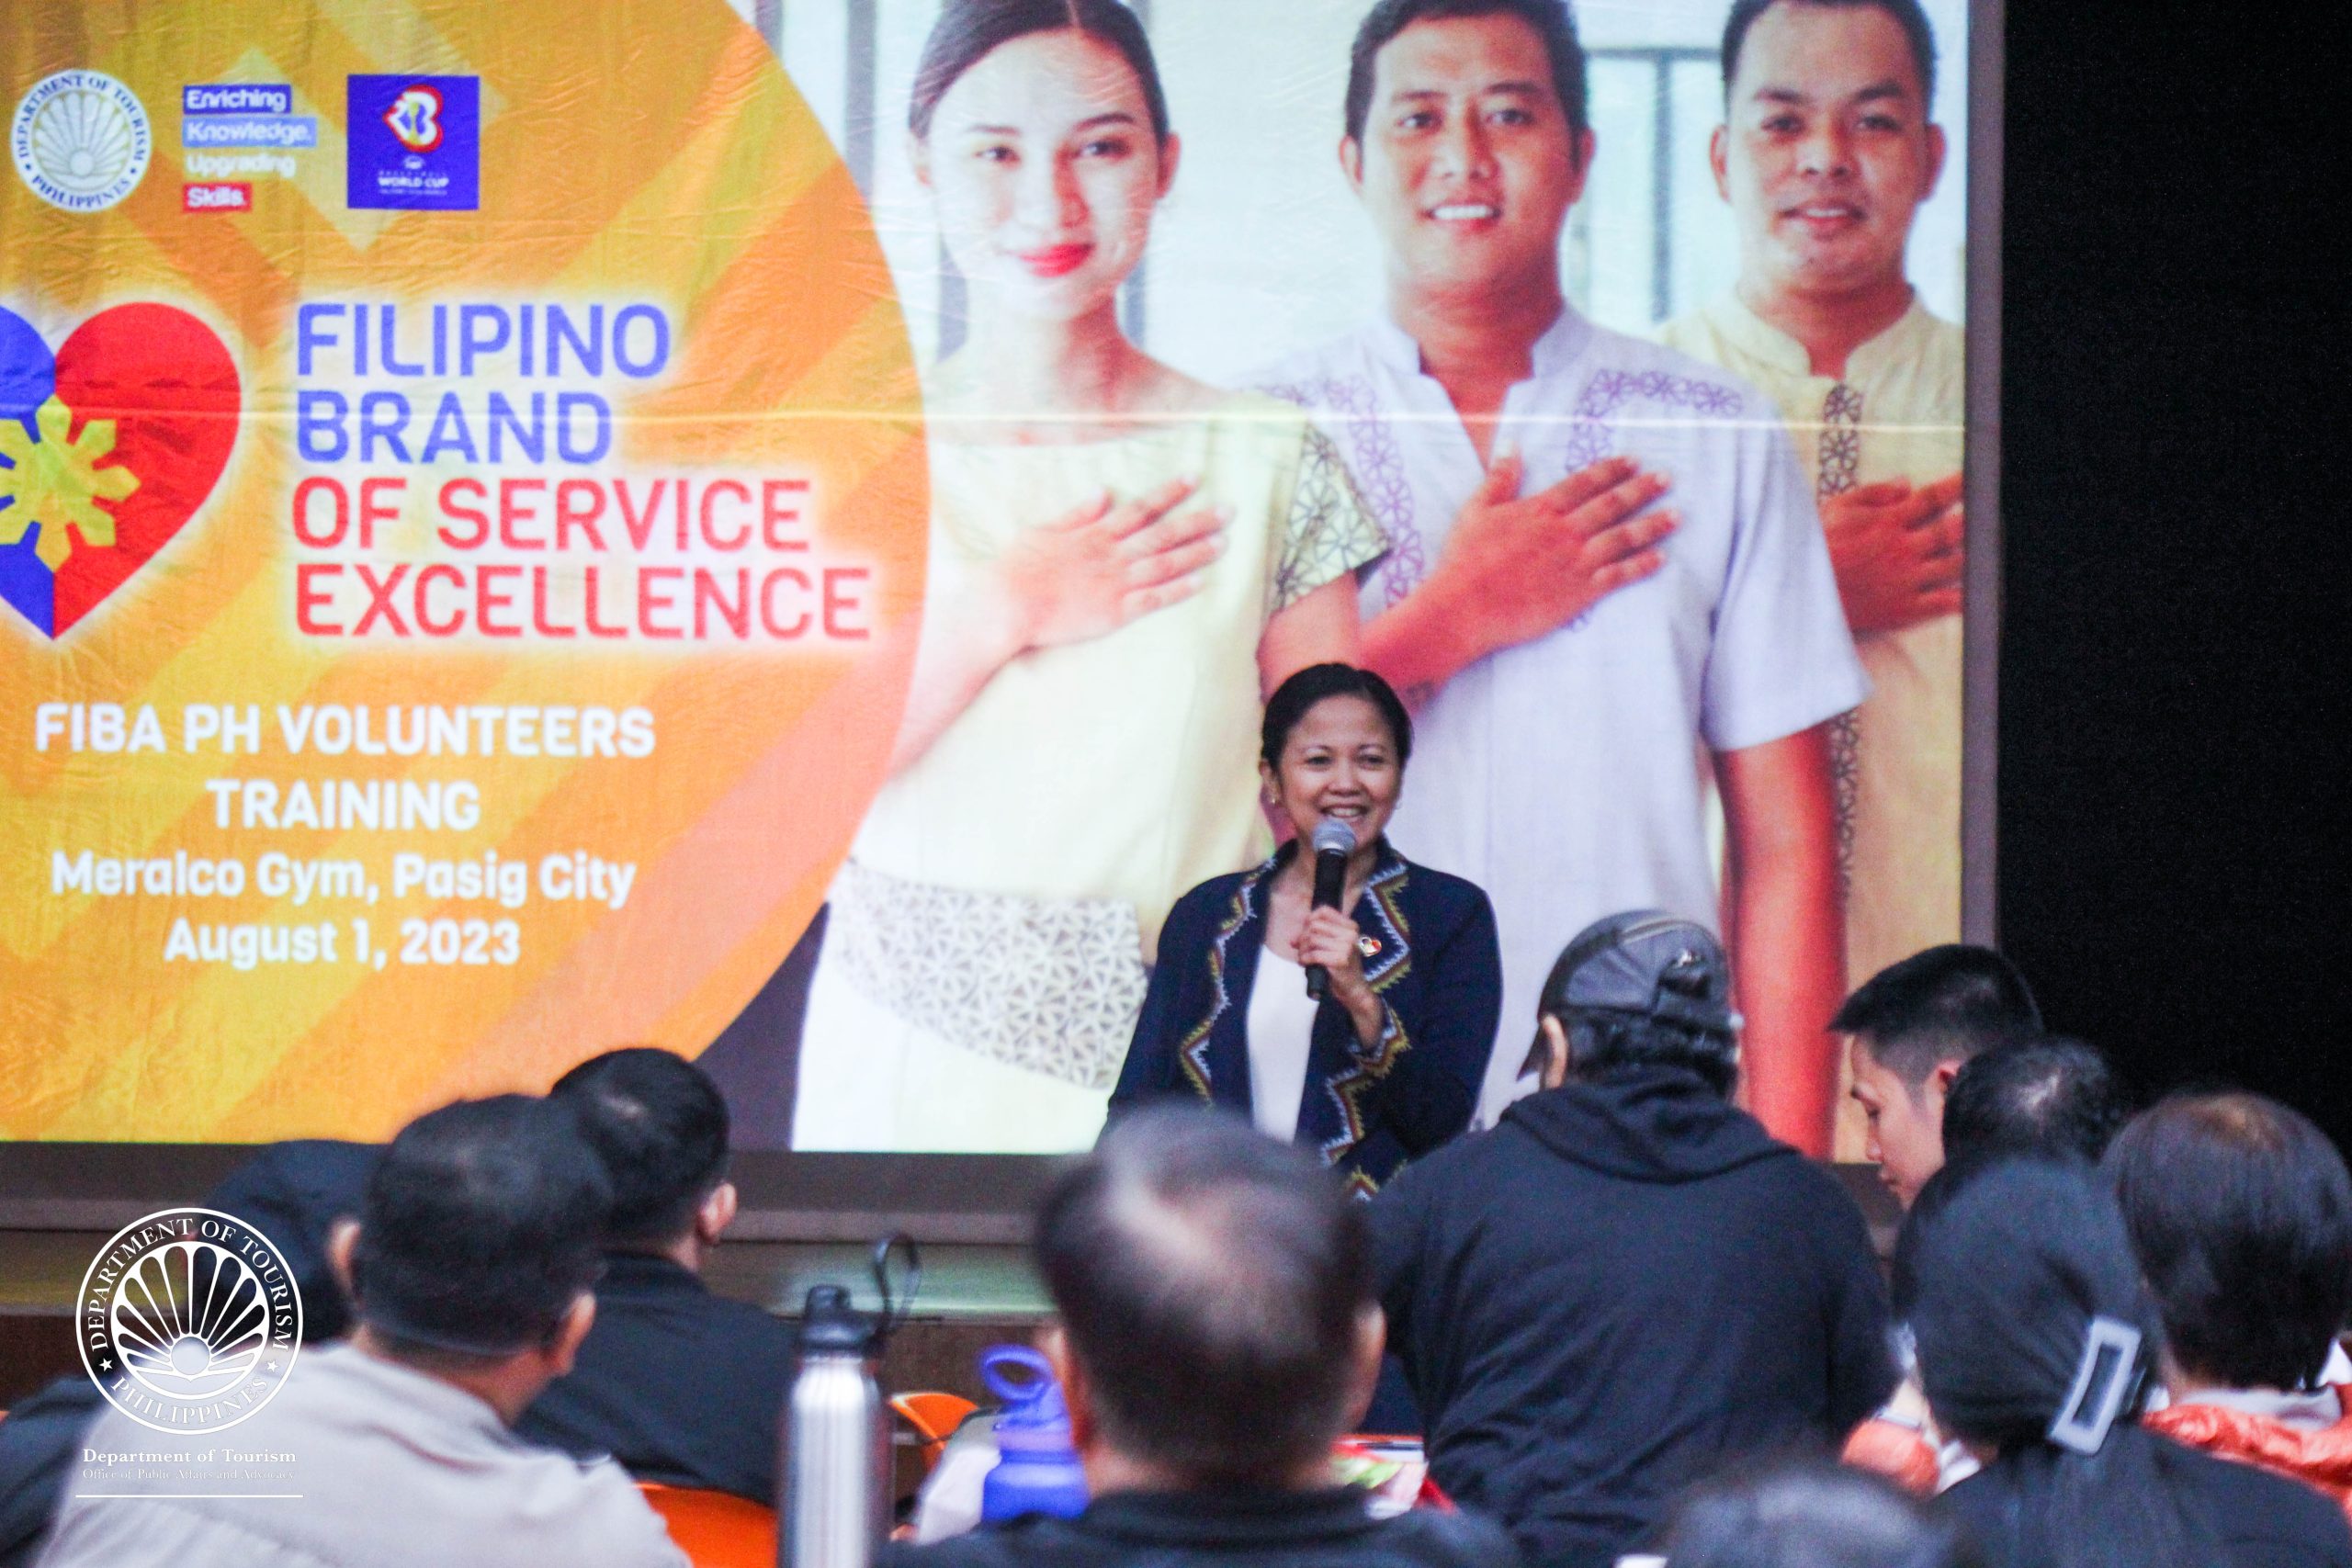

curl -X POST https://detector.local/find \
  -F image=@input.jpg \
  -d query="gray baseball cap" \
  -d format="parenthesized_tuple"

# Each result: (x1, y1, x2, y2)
(1538, 909, 1739, 1036)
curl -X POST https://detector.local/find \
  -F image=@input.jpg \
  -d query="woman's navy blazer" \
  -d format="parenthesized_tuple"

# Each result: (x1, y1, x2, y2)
(1111, 838, 1502, 1192)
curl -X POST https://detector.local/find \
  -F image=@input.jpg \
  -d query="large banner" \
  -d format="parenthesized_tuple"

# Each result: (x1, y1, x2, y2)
(5, 0, 1975, 1161)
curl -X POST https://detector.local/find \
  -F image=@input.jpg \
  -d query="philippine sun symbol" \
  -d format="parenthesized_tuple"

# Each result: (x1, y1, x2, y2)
(79, 1209, 304, 1434)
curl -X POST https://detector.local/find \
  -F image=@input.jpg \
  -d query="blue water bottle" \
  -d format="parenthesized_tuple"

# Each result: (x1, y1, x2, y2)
(978, 1346, 1090, 1525)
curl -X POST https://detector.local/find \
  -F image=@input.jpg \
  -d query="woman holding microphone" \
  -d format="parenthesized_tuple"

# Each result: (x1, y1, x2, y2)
(1114, 664, 1501, 1191)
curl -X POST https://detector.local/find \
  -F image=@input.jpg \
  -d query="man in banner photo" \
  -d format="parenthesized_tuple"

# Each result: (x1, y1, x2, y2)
(1261, 0, 1864, 1154)
(1659, 0, 1963, 1005)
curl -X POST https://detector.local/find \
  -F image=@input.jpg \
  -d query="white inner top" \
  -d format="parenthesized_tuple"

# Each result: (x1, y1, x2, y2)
(1246, 945, 1320, 1144)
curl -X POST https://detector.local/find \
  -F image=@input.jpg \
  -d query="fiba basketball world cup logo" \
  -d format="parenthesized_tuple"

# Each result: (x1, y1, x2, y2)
(78, 1209, 303, 1434)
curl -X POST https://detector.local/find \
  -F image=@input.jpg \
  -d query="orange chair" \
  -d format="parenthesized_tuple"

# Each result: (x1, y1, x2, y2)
(889, 1391, 978, 1474)
(638, 1483, 777, 1568)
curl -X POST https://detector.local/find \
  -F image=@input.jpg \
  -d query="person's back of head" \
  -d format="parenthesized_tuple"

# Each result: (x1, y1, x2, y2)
(1907, 1156, 2222, 1568)
(1661, 1459, 1981, 1568)
(2106, 1092, 2352, 1393)
(1532, 910, 1741, 1097)
(1835, 944, 2040, 1085)
(205, 1139, 380, 1342)
(1035, 1107, 1377, 1487)
(1941, 1035, 2130, 1166)
(346, 1095, 611, 1364)
(550, 1047, 731, 1251)
(1888, 1148, 1992, 1326)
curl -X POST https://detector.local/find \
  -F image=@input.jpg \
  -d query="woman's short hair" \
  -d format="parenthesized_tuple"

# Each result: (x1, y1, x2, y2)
(2106, 1093, 2352, 1392)
(909, 0, 1170, 144)
(1260, 662, 1413, 770)
(1662, 1458, 1982, 1568)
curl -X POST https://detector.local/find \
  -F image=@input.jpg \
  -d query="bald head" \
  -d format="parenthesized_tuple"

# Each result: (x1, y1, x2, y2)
(1040, 1109, 1374, 1484)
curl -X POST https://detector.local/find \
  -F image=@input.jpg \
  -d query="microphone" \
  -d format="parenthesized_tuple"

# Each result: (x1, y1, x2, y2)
(1305, 818, 1357, 1000)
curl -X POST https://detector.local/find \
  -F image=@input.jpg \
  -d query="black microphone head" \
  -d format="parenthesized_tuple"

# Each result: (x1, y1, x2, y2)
(1310, 818, 1358, 858)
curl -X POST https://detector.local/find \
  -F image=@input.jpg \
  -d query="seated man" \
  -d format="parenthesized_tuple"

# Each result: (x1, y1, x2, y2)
(1941, 1032, 2129, 1165)
(885, 1106, 1521, 1568)
(517, 1047, 793, 1504)
(1371, 911, 1894, 1568)
(40, 1098, 685, 1568)
(2112, 1093, 2352, 1514)
(1838, 943, 2041, 1208)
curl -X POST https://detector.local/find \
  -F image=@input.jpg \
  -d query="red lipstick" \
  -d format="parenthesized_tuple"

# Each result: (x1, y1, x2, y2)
(1016, 244, 1092, 278)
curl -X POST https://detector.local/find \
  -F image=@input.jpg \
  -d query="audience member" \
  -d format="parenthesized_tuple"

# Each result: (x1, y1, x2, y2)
(1940, 1034, 2129, 1166)
(883, 1106, 1521, 1568)
(1848, 1034, 2127, 1495)
(0, 1139, 378, 1568)
(1837, 944, 2041, 1207)
(1908, 1156, 2352, 1567)
(39, 1098, 686, 1568)
(1652, 1459, 1982, 1568)
(2109, 1093, 2352, 1514)
(1839, 1154, 1998, 1495)
(517, 1047, 794, 1504)
(1370, 911, 1894, 1568)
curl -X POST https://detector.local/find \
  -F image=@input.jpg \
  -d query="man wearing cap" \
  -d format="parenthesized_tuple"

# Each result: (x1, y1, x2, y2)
(1367, 911, 1895, 1568)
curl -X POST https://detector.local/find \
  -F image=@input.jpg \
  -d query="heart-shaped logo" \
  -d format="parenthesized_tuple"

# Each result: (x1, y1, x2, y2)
(0, 303, 240, 638)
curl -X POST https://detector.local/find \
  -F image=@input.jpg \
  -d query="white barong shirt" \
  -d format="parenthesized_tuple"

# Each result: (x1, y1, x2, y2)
(1262, 308, 1866, 1117)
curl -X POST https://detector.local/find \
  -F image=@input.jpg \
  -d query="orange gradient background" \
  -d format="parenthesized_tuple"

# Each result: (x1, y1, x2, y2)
(0, 0, 924, 1140)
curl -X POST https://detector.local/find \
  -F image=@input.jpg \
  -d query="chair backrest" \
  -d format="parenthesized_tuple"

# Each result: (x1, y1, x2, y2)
(638, 1483, 777, 1568)
(890, 1391, 978, 1473)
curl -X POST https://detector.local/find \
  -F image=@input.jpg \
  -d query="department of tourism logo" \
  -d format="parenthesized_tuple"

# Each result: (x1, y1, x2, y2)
(11, 70, 153, 212)
(78, 1209, 304, 1434)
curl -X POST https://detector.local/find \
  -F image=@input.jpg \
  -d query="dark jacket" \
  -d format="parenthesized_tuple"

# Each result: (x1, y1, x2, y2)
(1112, 840, 1501, 1193)
(881, 1486, 1521, 1568)
(0, 1379, 103, 1568)
(514, 1251, 795, 1505)
(1370, 1067, 1896, 1568)
(1942, 1436, 2352, 1568)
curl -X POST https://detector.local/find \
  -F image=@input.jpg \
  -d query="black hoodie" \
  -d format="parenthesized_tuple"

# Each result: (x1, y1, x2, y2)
(1368, 1066, 1895, 1568)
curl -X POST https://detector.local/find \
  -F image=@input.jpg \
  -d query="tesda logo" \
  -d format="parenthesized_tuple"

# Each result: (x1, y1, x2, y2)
(382, 85, 444, 152)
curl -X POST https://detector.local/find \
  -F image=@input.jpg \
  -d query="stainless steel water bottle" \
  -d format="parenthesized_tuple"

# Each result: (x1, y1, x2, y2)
(783, 1283, 888, 1568)
(781, 1235, 919, 1568)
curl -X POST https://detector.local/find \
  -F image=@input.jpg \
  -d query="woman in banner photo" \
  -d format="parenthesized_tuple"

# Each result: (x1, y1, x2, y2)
(792, 0, 1386, 1153)
(1111, 665, 1501, 1193)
